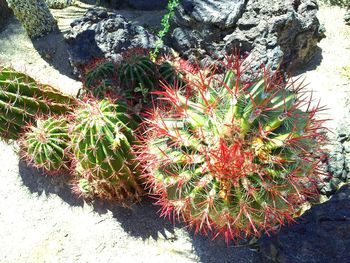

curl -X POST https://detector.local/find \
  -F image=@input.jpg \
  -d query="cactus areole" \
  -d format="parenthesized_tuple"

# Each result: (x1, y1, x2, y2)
(138, 56, 327, 243)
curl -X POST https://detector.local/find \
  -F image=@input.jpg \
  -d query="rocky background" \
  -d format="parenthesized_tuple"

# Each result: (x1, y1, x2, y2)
(65, 0, 325, 74)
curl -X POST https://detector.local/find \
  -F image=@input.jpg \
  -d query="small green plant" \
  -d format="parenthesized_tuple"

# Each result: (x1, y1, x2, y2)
(0, 67, 76, 140)
(137, 55, 327, 243)
(70, 98, 144, 202)
(150, 0, 180, 60)
(20, 116, 71, 173)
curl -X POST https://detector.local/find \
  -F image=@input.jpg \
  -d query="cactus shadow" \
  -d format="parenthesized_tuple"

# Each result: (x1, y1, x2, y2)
(91, 196, 176, 240)
(31, 30, 79, 79)
(18, 160, 84, 207)
(189, 232, 263, 263)
(18, 159, 176, 240)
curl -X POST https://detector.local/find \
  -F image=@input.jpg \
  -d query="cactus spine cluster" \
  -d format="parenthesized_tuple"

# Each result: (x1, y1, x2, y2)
(20, 116, 71, 173)
(0, 67, 76, 140)
(70, 99, 143, 202)
(138, 57, 326, 242)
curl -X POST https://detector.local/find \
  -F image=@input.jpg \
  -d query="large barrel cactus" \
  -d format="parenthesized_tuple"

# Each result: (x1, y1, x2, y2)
(70, 98, 144, 202)
(138, 56, 327, 242)
(20, 116, 71, 173)
(0, 67, 76, 140)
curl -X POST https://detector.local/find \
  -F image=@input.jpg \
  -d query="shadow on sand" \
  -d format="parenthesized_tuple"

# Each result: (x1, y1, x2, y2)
(18, 160, 175, 240)
(18, 160, 263, 262)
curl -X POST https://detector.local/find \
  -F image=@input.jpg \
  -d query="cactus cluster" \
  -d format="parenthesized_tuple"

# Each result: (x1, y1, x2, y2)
(0, 68, 143, 203)
(0, 52, 328, 243)
(0, 67, 76, 140)
(137, 56, 326, 242)
(70, 99, 144, 202)
(81, 50, 190, 103)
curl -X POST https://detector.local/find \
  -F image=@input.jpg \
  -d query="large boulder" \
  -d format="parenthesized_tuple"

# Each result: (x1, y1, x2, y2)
(259, 185, 350, 263)
(64, 9, 166, 74)
(168, 0, 325, 72)
(0, 0, 12, 30)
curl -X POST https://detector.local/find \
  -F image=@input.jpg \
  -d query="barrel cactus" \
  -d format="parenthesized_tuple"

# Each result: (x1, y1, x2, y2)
(117, 50, 157, 101)
(20, 116, 71, 173)
(70, 98, 144, 202)
(0, 67, 76, 140)
(138, 57, 327, 242)
(83, 60, 117, 98)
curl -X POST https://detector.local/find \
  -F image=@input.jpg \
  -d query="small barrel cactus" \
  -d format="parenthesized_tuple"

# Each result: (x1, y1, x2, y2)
(70, 98, 144, 202)
(137, 56, 327, 242)
(117, 50, 157, 101)
(83, 60, 117, 96)
(0, 67, 76, 140)
(20, 116, 71, 173)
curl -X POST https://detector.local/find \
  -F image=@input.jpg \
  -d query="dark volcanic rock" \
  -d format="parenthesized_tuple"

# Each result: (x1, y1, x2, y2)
(320, 114, 350, 196)
(0, 0, 12, 30)
(259, 185, 350, 263)
(345, 11, 350, 26)
(65, 9, 165, 74)
(128, 0, 168, 10)
(168, 0, 325, 72)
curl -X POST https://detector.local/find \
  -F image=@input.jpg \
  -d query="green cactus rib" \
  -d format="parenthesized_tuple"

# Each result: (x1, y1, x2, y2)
(118, 54, 157, 99)
(21, 116, 71, 172)
(0, 68, 76, 140)
(85, 61, 116, 88)
(140, 61, 326, 242)
(70, 99, 143, 202)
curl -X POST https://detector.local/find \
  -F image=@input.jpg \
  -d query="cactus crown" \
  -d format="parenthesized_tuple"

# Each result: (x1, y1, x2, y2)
(138, 55, 327, 242)
(20, 116, 71, 173)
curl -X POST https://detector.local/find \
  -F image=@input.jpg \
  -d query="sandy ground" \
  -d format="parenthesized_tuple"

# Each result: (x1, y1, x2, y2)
(0, 2, 349, 263)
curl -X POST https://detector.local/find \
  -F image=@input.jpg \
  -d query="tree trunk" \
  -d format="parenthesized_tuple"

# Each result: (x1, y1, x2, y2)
(6, 0, 57, 38)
